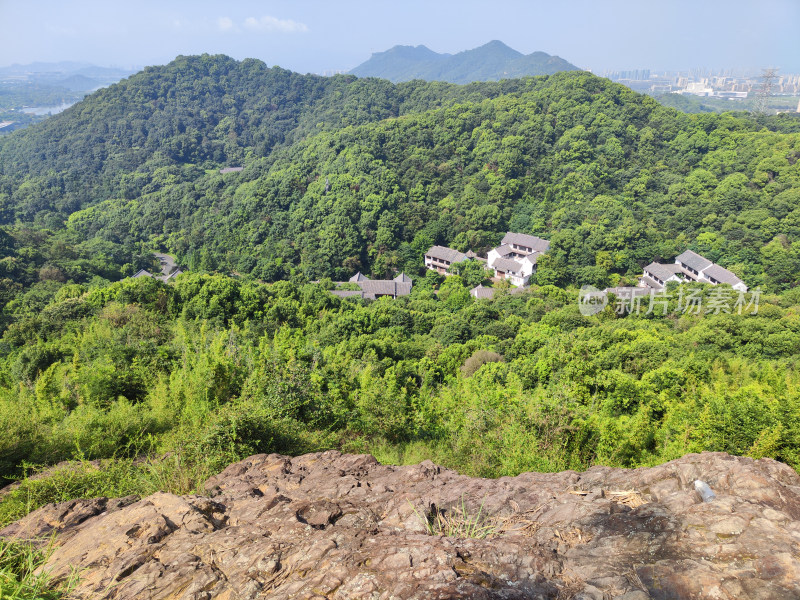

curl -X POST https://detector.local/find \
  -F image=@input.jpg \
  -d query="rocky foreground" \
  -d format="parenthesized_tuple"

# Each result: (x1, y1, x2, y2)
(2, 451, 799, 599)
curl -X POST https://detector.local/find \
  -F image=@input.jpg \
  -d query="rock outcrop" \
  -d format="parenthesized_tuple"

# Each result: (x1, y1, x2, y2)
(2, 451, 800, 599)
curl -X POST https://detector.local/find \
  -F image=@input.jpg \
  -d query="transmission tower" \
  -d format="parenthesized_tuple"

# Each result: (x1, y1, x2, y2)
(753, 67, 779, 114)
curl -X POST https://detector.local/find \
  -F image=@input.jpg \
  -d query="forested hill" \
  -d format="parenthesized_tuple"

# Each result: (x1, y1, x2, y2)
(2, 53, 800, 533)
(0, 54, 534, 183)
(349, 40, 580, 83)
(0, 54, 799, 291)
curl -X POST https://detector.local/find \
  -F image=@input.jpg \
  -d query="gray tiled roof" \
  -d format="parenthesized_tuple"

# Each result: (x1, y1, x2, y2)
(675, 250, 712, 272)
(219, 166, 243, 174)
(133, 269, 153, 278)
(703, 264, 744, 286)
(491, 257, 523, 273)
(661, 263, 687, 274)
(470, 284, 495, 299)
(644, 262, 678, 282)
(359, 280, 413, 298)
(395, 282, 413, 296)
(332, 277, 413, 300)
(425, 245, 468, 263)
(501, 232, 550, 253)
(492, 244, 515, 257)
(359, 280, 400, 297)
(522, 251, 542, 265)
(639, 275, 664, 290)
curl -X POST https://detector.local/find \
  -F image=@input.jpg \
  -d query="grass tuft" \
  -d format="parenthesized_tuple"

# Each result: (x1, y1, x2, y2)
(0, 539, 77, 599)
(413, 497, 496, 539)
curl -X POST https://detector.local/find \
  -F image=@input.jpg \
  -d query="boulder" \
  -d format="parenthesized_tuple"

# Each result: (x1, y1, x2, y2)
(2, 451, 800, 599)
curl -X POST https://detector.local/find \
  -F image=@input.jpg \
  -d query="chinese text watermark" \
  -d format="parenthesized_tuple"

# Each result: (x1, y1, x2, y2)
(579, 285, 761, 316)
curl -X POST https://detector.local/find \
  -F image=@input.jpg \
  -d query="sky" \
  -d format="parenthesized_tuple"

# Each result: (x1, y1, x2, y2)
(1, 0, 799, 75)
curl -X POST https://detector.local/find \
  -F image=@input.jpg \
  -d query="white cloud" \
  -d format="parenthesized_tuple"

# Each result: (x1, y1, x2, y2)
(243, 15, 309, 34)
(217, 17, 236, 33)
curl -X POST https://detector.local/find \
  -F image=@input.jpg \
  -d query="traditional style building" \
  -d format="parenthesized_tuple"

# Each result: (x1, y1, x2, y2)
(470, 284, 496, 300)
(422, 232, 549, 290)
(486, 232, 549, 287)
(424, 246, 468, 275)
(331, 272, 413, 300)
(500, 232, 550, 256)
(639, 249, 747, 292)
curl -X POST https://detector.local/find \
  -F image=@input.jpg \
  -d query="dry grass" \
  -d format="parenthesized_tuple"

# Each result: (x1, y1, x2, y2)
(412, 496, 549, 540)
(413, 488, 647, 543)
(555, 571, 587, 600)
(422, 498, 496, 539)
(552, 527, 590, 548)
(493, 498, 544, 537)
(607, 490, 648, 508)
(568, 488, 648, 508)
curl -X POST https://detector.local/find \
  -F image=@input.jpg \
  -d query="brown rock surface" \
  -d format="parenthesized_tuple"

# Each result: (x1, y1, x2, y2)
(2, 451, 800, 599)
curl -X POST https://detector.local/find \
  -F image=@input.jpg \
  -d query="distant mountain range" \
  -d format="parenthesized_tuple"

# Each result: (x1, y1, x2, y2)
(0, 62, 137, 92)
(350, 40, 580, 83)
(0, 62, 139, 129)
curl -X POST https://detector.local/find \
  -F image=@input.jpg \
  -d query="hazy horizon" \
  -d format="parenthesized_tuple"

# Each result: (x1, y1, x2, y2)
(2, 0, 799, 75)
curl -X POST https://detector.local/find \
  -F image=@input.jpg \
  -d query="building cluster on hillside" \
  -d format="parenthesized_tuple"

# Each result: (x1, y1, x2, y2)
(640, 250, 747, 292)
(332, 231, 550, 302)
(424, 232, 550, 288)
(329, 241, 749, 305)
(331, 272, 413, 300)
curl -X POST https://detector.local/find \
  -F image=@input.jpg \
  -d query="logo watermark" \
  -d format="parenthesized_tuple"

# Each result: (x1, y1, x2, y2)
(578, 286, 761, 316)
(578, 285, 608, 316)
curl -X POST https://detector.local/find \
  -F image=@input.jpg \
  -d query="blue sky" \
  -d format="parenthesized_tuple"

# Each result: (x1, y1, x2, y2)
(1, 0, 799, 74)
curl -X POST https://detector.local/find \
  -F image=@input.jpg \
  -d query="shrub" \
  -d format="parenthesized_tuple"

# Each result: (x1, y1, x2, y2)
(461, 350, 504, 377)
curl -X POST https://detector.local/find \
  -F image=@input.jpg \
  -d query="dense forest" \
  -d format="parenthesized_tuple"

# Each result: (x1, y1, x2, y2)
(2, 55, 799, 290)
(1, 273, 799, 521)
(0, 54, 799, 530)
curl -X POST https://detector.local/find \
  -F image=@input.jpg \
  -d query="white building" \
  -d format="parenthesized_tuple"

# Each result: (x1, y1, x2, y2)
(641, 262, 685, 289)
(487, 232, 549, 287)
(424, 245, 468, 275)
(639, 249, 747, 292)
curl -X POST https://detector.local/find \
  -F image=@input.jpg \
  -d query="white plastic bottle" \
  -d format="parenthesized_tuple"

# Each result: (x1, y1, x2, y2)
(694, 480, 716, 502)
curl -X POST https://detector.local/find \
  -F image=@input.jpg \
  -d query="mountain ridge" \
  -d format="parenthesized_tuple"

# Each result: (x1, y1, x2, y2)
(350, 40, 580, 83)
(0, 53, 798, 291)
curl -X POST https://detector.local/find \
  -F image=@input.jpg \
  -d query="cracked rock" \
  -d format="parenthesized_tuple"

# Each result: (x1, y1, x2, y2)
(2, 450, 799, 599)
